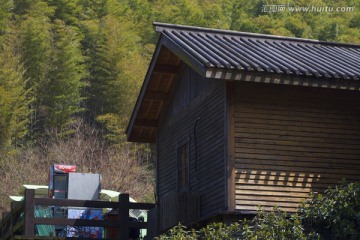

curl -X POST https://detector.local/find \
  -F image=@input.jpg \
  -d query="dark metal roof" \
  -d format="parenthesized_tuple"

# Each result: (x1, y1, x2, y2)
(126, 23, 360, 143)
(155, 22, 360, 82)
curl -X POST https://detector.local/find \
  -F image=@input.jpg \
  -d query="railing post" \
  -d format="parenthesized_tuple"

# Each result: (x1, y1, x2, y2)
(10, 202, 17, 239)
(0, 212, 5, 239)
(23, 189, 35, 237)
(118, 193, 129, 240)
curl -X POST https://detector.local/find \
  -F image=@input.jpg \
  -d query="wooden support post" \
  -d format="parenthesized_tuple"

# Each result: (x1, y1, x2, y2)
(226, 81, 236, 212)
(118, 193, 129, 240)
(10, 202, 16, 239)
(23, 189, 35, 237)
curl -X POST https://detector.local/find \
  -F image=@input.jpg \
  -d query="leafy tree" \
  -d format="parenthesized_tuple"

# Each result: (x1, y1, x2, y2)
(18, 1, 53, 137)
(337, 28, 360, 44)
(81, 19, 109, 121)
(77, 0, 108, 20)
(126, 0, 156, 46)
(284, 16, 310, 37)
(0, 38, 31, 149)
(153, 0, 205, 27)
(0, 0, 13, 41)
(84, 14, 147, 142)
(318, 22, 340, 41)
(45, 20, 86, 133)
(47, 0, 82, 25)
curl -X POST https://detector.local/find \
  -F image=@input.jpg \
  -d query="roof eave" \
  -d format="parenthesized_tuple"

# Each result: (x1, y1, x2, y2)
(126, 34, 207, 143)
(126, 35, 164, 142)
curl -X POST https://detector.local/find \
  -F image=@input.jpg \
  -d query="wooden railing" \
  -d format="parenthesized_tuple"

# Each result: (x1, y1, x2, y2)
(0, 189, 155, 240)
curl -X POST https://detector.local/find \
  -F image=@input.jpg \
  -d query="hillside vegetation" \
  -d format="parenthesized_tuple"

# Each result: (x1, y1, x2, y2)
(0, 0, 359, 212)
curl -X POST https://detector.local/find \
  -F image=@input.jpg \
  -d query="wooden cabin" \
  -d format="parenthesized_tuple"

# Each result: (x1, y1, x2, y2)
(126, 22, 360, 232)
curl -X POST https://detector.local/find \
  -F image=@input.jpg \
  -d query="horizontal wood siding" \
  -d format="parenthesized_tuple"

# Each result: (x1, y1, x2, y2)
(159, 192, 200, 231)
(234, 81, 360, 213)
(158, 67, 226, 220)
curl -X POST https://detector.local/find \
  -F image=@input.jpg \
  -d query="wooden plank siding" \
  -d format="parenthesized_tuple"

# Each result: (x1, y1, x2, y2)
(233, 81, 360, 213)
(157, 66, 227, 220)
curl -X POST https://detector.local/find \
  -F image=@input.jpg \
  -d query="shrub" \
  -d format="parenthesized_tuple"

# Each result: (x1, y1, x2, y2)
(158, 181, 360, 239)
(155, 223, 197, 240)
(299, 181, 360, 239)
(251, 207, 311, 240)
(157, 180, 360, 240)
(156, 207, 317, 240)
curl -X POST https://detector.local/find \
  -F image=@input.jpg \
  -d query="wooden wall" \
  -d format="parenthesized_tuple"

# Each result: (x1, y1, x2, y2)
(157, 66, 227, 221)
(233, 81, 360, 213)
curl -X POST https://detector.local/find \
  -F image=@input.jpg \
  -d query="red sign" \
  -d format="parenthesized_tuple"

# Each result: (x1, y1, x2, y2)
(54, 164, 76, 173)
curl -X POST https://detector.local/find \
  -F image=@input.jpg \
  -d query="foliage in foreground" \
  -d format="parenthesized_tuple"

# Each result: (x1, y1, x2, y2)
(299, 181, 360, 239)
(157, 181, 360, 240)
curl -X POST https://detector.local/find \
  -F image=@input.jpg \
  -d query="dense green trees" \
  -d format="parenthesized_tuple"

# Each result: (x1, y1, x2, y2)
(1, 0, 359, 147)
(15, 1, 86, 136)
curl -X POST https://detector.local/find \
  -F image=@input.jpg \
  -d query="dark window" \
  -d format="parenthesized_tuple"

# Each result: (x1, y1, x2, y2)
(178, 144, 189, 191)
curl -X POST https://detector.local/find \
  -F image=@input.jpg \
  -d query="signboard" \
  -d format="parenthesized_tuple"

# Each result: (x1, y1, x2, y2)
(53, 164, 76, 173)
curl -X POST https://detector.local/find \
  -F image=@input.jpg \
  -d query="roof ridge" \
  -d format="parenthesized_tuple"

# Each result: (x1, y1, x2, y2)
(153, 22, 360, 48)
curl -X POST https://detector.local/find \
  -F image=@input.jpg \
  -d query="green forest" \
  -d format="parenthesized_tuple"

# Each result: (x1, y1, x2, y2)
(0, 0, 359, 212)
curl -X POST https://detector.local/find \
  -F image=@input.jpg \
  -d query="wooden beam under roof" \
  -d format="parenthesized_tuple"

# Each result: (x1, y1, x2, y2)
(153, 64, 180, 74)
(134, 119, 158, 127)
(144, 91, 169, 101)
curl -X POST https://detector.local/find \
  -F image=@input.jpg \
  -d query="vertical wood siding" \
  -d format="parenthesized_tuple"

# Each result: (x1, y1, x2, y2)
(158, 67, 226, 219)
(234, 81, 360, 213)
